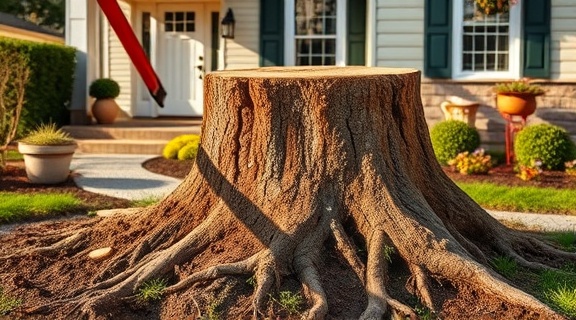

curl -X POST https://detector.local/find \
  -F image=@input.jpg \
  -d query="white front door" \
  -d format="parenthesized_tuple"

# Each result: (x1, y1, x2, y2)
(157, 4, 205, 116)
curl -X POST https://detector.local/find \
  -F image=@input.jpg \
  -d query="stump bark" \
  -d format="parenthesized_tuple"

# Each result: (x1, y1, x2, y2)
(1, 67, 573, 319)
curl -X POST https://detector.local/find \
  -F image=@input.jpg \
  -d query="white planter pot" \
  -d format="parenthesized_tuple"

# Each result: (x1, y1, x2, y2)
(18, 143, 77, 184)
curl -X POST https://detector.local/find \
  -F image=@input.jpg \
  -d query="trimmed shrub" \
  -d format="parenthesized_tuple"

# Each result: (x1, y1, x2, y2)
(514, 124, 576, 170)
(430, 120, 481, 165)
(162, 134, 200, 160)
(89, 78, 120, 99)
(0, 38, 76, 135)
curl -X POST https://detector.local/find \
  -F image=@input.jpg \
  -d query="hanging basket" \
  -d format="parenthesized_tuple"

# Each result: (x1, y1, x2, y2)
(475, 0, 513, 15)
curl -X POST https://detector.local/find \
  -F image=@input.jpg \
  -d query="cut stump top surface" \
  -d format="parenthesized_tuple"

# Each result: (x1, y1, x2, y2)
(210, 66, 419, 79)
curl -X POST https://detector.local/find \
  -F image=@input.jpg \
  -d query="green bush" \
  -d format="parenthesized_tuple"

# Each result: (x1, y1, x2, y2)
(430, 120, 481, 165)
(162, 134, 200, 160)
(0, 38, 76, 136)
(514, 124, 576, 170)
(89, 78, 120, 99)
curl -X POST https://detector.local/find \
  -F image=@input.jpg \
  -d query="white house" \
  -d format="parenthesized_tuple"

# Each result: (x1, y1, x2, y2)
(67, 0, 576, 141)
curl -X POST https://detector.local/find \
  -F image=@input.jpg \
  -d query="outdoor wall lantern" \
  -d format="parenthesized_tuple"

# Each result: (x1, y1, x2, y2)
(221, 8, 235, 39)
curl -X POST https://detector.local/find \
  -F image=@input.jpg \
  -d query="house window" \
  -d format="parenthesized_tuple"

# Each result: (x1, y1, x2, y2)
(452, 0, 521, 79)
(164, 11, 195, 32)
(285, 0, 346, 66)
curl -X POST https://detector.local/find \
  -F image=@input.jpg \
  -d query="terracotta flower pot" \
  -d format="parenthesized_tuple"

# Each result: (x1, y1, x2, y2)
(496, 93, 538, 117)
(92, 98, 120, 124)
(18, 143, 77, 184)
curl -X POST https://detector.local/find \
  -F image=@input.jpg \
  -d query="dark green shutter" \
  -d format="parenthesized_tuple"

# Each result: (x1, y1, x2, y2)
(260, 0, 284, 66)
(347, 0, 366, 65)
(424, 0, 452, 78)
(522, 0, 550, 78)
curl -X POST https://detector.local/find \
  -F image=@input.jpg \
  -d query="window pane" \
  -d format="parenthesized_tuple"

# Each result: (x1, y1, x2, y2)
(186, 12, 195, 21)
(175, 12, 184, 21)
(165, 23, 173, 32)
(165, 12, 173, 22)
(176, 22, 184, 32)
(186, 23, 195, 32)
(294, 0, 337, 66)
(460, 0, 510, 72)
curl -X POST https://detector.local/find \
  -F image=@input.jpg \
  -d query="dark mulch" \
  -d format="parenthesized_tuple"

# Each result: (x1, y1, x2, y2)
(142, 156, 576, 190)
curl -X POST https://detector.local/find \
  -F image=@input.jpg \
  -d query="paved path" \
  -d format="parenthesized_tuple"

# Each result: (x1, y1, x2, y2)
(71, 153, 576, 232)
(71, 153, 182, 201)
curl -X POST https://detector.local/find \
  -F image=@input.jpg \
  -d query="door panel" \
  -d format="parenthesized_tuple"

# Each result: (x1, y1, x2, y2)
(158, 4, 205, 116)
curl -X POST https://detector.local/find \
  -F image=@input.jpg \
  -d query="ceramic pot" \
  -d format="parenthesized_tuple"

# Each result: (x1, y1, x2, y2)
(496, 93, 538, 117)
(18, 143, 77, 184)
(92, 98, 119, 124)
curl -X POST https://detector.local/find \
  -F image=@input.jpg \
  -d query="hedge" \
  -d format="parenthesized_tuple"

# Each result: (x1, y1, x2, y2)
(0, 37, 76, 135)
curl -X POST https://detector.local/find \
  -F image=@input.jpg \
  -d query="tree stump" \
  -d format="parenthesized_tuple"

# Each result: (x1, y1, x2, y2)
(1, 67, 571, 319)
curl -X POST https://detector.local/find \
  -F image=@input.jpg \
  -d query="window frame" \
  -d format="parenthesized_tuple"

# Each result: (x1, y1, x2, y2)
(452, 0, 522, 80)
(284, 0, 347, 66)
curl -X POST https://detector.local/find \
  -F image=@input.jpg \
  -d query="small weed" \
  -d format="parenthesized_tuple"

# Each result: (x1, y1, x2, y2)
(0, 286, 22, 315)
(491, 256, 517, 278)
(131, 196, 161, 207)
(199, 298, 222, 320)
(246, 275, 256, 287)
(539, 269, 576, 317)
(545, 286, 576, 316)
(136, 278, 167, 301)
(548, 231, 576, 251)
(414, 304, 437, 320)
(382, 245, 395, 263)
(87, 211, 97, 217)
(6, 150, 22, 161)
(270, 291, 303, 315)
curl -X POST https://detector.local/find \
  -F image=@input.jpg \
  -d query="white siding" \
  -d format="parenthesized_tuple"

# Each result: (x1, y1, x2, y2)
(374, 0, 423, 71)
(223, 0, 260, 69)
(551, 0, 576, 80)
(106, 0, 132, 115)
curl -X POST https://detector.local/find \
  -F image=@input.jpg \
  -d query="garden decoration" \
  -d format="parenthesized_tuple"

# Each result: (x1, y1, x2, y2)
(475, 0, 519, 15)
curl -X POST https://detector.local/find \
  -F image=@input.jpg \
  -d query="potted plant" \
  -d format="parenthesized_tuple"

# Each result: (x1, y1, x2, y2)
(18, 123, 77, 184)
(89, 78, 120, 124)
(494, 80, 545, 117)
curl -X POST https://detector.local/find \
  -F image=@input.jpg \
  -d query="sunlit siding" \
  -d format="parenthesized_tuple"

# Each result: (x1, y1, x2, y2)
(223, 0, 260, 69)
(106, 0, 132, 114)
(374, 0, 423, 70)
(551, 0, 576, 80)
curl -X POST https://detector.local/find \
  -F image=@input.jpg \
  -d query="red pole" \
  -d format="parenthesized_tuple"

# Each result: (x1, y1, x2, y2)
(96, 0, 166, 107)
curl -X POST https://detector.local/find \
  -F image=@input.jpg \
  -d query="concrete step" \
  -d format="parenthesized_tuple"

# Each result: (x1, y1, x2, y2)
(62, 118, 203, 154)
(75, 139, 168, 154)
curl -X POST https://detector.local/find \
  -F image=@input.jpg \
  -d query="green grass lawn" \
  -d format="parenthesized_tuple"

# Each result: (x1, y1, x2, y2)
(0, 192, 83, 224)
(456, 182, 576, 215)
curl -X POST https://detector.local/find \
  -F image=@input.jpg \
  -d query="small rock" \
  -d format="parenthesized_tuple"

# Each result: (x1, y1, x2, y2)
(88, 247, 113, 260)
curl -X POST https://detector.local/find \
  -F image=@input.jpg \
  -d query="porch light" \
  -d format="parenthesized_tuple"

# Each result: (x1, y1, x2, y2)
(221, 8, 235, 39)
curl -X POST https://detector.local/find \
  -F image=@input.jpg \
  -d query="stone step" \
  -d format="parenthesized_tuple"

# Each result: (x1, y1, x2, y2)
(75, 139, 168, 154)
(63, 124, 201, 140)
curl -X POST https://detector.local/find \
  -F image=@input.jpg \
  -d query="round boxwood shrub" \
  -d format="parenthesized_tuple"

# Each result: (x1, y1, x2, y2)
(162, 134, 200, 160)
(514, 124, 576, 170)
(430, 120, 481, 165)
(89, 78, 120, 99)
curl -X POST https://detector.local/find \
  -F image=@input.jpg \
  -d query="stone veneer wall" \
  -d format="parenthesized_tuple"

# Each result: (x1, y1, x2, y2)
(421, 80, 576, 151)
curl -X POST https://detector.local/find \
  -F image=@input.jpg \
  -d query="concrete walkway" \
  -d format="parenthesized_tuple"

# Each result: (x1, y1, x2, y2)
(71, 153, 182, 201)
(71, 153, 576, 232)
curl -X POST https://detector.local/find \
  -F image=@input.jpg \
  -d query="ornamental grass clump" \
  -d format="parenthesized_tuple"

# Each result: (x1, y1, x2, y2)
(494, 80, 545, 96)
(430, 120, 481, 165)
(19, 123, 75, 145)
(514, 124, 576, 170)
(448, 148, 493, 175)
